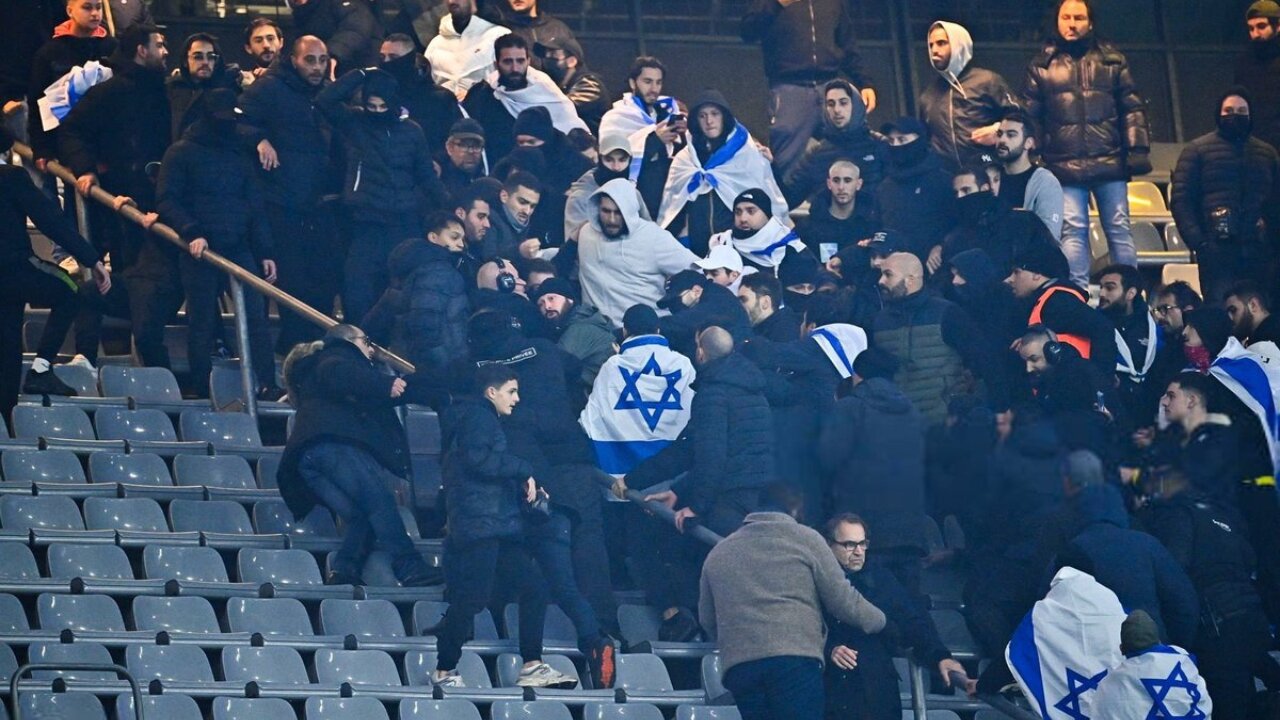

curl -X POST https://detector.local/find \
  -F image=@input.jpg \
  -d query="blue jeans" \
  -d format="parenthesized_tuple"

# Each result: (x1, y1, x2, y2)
(768, 84, 823, 178)
(723, 655, 824, 720)
(1061, 180, 1136, 288)
(297, 443, 429, 581)
(526, 510, 604, 651)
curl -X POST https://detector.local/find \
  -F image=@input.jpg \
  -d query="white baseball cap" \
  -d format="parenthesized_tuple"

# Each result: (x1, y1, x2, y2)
(694, 244, 744, 273)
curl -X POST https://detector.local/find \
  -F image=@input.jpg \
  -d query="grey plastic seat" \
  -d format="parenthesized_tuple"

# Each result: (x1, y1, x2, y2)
(616, 654, 675, 692)
(0, 544, 39, 580)
(324, 551, 400, 587)
(222, 646, 311, 685)
(412, 601, 499, 638)
(930, 609, 980, 658)
(314, 648, 401, 686)
(83, 497, 169, 532)
(28, 641, 116, 680)
(88, 452, 172, 486)
(306, 697, 390, 720)
(133, 595, 221, 634)
(170, 499, 254, 534)
(125, 643, 215, 682)
(900, 712, 962, 720)
(701, 652, 730, 704)
(226, 597, 313, 636)
(398, 698, 482, 720)
(94, 408, 178, 442)
(404, 408, 442, 453)
(254, 501, 338, 537)
(320, 599, 405, 637)
(24, 363, 99, 397)
(213, 697, 298, 720)
(11, 405, 94, 441)
(0, 494, 83, 530)
(0, 593, 30, 632)
(405, 650, 491, 688)
(584, 703, 663, 720)
(0, 642, 17, 684)
(257, 455, 281, 489)
(180, 410, 263, 448)
(175, 454, 256, 489)
(495, 653, 574, 689)
(143, 545, 229, 582)
(676, 708, 742, 720)
(490, 701, 572, 720)
(37, 593, 125, 632)
(616, 605, 662, 646)
(116, 693, 202, 720)
(47, 543, 133, 580)
(2, 449, 85, 483)
(504, 603, 576, 643)
(19, 692, 106, 720)
(100, 366, 185, 403)
(238, 548, 323, 585)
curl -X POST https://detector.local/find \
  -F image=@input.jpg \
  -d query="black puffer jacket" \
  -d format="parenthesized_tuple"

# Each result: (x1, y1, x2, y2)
(1022, 38, 1151, 185)
(237, 60, 332, 210)
(918, 66, 1015, 171)
(875, 150, 956, 259)
(279, 339, 411, 518)
(659, 283, 754, 357)
(379, 52, 462, 154)
(1169, 123, 1280, 252)
(441, 397, 532, 546)
(371, 239, 469, 374)
(783, 120, 889, 207)
(290, 0, 382, 73)
(1234, 38, 1280, 151)
(316, 69, 447, 217)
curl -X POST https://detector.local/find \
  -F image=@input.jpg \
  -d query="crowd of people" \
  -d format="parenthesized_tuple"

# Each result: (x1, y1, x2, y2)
(4, 0, 1280, 717)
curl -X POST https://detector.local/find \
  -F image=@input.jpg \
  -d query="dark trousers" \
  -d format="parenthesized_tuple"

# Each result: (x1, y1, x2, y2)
(1196, 241, 1272, 305)
(72, 282, 132, 363)
(179, 248, 275, 397)
(438, 536, 547, 671)
(1240, 484, 1280, 625)
(297, 443, 429, 581)
(0, 259, 81, 417)
(723, 656, 824, 720)
(1195, 608, 1273, 720)
(526, 510, 604, 652)
(343, 215, 420, 329)
(121, 239, 185, 370)
(269, 204, 340, 354)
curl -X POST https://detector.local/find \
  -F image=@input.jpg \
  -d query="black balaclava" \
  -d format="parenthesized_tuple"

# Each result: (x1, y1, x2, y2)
(1216, 86, 1255, 142)
(956, 190, 997, 226)
(362, 69, 401, 125)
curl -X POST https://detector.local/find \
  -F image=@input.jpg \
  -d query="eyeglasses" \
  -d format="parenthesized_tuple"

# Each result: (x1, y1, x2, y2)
(190, 52, 220, 62)
(1152, 304, 1178, 316)
(449, 139, 484, 152)
(833, 540, 869, 551)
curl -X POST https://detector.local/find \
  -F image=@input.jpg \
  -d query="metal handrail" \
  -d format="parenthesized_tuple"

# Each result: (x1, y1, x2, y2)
(10, 662, 145, 720)
(621, 487, 724, 547)
(11, 141, 416, 380)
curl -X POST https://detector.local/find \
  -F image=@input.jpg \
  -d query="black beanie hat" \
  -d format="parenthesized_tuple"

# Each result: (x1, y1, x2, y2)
(361, 68, 401, 110)
(1184, 306, 1233, 358)
(513, 106, 556, 144)
(1011, 239, 1070, 281)
(777, 247, 820, 288)
(532, 276, 577, 305)
(733, 188, 773, 219)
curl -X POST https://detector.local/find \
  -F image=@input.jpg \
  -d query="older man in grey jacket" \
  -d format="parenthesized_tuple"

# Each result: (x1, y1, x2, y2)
(700, 485, 887, 720)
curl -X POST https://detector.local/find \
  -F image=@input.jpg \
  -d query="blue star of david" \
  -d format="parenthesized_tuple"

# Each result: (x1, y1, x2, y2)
(1053, 667, 1108, 720)
(614, 353, 684, 431)
(1140, 662, 1206, 719)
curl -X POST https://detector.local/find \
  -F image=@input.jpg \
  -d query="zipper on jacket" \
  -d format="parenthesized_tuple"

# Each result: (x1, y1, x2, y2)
(807, 0, 818, 68)
(949, 87, 959, 167)
(352, 160, 363, 192)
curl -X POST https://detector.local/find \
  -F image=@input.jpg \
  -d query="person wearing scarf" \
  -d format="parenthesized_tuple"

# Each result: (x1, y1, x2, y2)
(916, 21, 1014, 171)
(707, 189, 807, 272)
(565, 133, 651, 241)
(378, 33, 462, 155)
(598, 57, 686, 216)
(656, 89, 789, 256)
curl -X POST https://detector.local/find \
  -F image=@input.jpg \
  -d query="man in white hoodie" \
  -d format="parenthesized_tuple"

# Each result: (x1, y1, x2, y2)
(915, 20, 1015, 171)
(425, 0, 511, 99)
(578, 178, 699, 329)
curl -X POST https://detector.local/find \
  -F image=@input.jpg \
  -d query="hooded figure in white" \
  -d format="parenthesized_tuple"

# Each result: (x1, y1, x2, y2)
(565, 133, 652, 241)
(425, 5, 511, 98)
(915, 20, 1015, 169)
(578, 178, 700, 329)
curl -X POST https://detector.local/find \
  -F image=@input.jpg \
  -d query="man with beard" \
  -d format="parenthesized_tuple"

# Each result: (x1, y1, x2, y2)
(874, 117, 956, 263)
(737, 273, 800, 343)
(1225, 280, 1280, 347)
(484, 171, 542, 260)
(565, 133, 650, 241)
(378, 32, 460, 154)
(242, 17, 282, 81)
(598, 56, 686, 217)
(783, 79, 888, 208)
(533, 36, 607, 136)
(995, 109, 1064, 240)
(1094, 263, 1181, 432)
(657, 270, 753, 356)
(794, 161, 879, 265)
(708, 189, 808, 272)
(1151, 281, 1202, 353)
(438, 119, 488, 199)
(426, 0, 510, 99)
(1235, 1, 1280, 151)
(239, 35, 341, 352)
(462, 33, 587, 164)
(167, 33, 243, 145)
(916, 21, 1014, 171)
(934, 165, 1058, 276)
(578, 178, 699, 329)
(533, 277, 614, 391)
(1170, 88, 1280, 304)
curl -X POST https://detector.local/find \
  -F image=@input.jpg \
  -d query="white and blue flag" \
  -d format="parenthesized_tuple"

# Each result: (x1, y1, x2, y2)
(579, 334, 695, 476)
(809, 323, 868, 380)
(1006, 567, 1126, 719)
(37, 61, 112, 132)
(1209, 337, 1280, 474)
(1092, 644, 1211, 720)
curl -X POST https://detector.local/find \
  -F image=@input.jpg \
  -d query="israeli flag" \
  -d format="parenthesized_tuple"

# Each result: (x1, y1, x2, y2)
(579, 335, 695, 476)
(1007, 567, 1126, 719)
(809, 323, 868, 380)
(37, 61, 113, 132)
(1092, 644, 1211, 719)
(1209, 337, 1280, 474)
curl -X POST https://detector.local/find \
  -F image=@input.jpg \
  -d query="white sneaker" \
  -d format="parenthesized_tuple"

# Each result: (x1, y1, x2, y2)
(516, 662, 574, 688)
(430, 671, 464, 688)
(62, 354, 96, 373)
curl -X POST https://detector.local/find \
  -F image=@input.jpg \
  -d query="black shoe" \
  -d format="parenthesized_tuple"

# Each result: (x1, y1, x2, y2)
(587, 637, 616, 689)
(400, 568, 444, 587)
(326, 570, 364, 586)
(256, 384, 286, 402)
(22, 369, 77, 397)
(659, 607, 702, 643)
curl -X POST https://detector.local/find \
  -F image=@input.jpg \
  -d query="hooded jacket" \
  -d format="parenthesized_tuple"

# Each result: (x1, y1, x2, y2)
(238, 59, 333, 210)
(818, 376, 926, 550)
(578, 178, 700, 328)
(740, 0, 872, 88)
(1022, 35, 1152, 185)
(426, 12, 511, 97)
(378, 238, 470, 374)
(917, 22, 1015, 170)
(874, 147, 956, 259)
(26, 22, 117, 161)
(165, 35, 242, 142)
(565, 167, 650, 241)
(782, 106, 889, 208)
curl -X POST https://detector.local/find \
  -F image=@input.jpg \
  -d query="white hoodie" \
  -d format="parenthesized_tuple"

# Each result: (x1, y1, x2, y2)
(578, 178, 700, 329)
(425, 13, 511, 97)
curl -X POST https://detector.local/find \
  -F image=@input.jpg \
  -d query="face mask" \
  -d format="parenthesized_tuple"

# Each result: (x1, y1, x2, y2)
(379, 53, 420, 81)
(888, 140, 928, 170)
(1183, 344, 1212, 371)
(731, 225, 760, 240)
(1217, 114, 1252, 141)
(785, 290, 812, 314)
(956, 190, 996, 226)
(544, 59, 568, 85)
(593, 164, 628, 186)
(367, 108, 397, 126)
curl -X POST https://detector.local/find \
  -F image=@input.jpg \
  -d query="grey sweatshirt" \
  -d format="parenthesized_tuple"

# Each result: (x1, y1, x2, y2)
(699, 512, 887, 672)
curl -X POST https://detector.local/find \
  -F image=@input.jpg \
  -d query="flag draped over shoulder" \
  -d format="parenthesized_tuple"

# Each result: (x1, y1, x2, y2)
(656, 122, 789, 231)
(1209, 336, 1280, 474)
(598, 93, 678, 179)
(579, 335, 696, 476)
(1092, 644, 1212, 720)
(809, 324, 868, 380)
(37, 61, 113, 131)
(1006, 567, 1126, 719)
